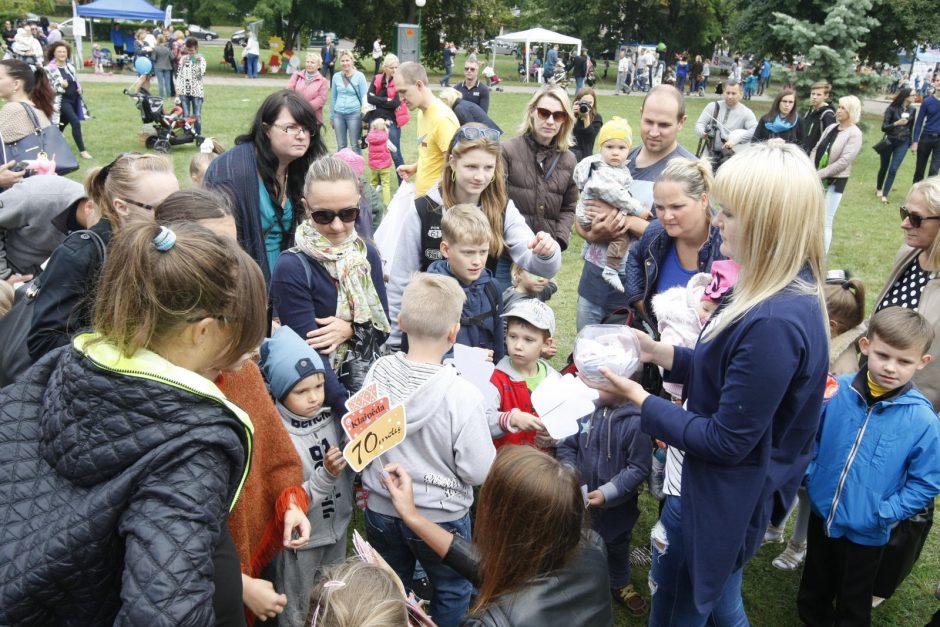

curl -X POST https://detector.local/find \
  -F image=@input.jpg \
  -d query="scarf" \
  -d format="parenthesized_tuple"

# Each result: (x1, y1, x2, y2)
(294, 220, 391, 338)
(765, 114, 797, 134)
(303, 70, 319, 83)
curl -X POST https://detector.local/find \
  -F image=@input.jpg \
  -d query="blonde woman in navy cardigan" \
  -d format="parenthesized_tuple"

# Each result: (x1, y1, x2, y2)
(600, 142, 829, 626)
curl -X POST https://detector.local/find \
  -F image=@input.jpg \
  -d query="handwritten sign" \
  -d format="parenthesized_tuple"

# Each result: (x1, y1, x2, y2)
(343, 405, 407, 472)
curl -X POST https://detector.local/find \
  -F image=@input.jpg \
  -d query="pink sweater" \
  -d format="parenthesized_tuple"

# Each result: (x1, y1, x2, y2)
(286, 71, 328, 123)
(367, 128, 392, 169)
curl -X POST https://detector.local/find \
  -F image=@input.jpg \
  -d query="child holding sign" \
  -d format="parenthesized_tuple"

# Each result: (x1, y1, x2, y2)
(484, 299, 560, 449)
(362, 273, 496, 627)
(260, 327, 354, 627)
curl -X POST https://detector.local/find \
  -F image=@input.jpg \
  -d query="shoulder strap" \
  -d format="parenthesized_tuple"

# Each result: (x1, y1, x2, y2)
(20, 102, 42, 134)
(543, 151, 562, 181)
(461, 281, 500, 329)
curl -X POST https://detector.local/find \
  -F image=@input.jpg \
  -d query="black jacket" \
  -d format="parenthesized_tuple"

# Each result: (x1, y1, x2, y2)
(882, 103, 917, 144)
(801, 104, 836, 154)
(571, 54, 588, 79)
(572, 113, 602, 162)
(446, 532, 613, 627)
(0, 336, 252, 626)
(26, 218, 111, 362)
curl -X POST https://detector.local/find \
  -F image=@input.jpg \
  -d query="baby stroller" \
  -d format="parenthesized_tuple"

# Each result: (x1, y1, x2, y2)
(549, 62, 569, 90)
(482, 66, 503, 92)
(125, 88, 202, 153)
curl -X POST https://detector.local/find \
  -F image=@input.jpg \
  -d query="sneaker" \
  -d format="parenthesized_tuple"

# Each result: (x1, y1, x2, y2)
(612, 583, 647, 616)
(771, 540, 806, 571)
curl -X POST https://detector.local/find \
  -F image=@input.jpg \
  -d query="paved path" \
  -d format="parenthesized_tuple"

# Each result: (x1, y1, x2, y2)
(80, 71, 891, 115)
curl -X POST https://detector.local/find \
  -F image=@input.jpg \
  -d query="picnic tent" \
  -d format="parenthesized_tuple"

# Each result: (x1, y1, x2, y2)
(74, 0, 166, 59)
(494, 27, 582, 83)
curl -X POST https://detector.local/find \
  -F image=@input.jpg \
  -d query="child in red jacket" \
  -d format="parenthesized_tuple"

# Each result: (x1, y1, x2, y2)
(366, 117, 395, 204)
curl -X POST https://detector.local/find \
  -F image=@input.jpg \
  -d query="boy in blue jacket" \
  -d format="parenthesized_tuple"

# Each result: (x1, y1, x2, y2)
(425, 203, 503, 361)
(798, 307, 940, 627)
(557, 375, 652, 617)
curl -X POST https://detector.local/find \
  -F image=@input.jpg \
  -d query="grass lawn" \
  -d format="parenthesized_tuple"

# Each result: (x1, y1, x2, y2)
(67, 79, 939, 626)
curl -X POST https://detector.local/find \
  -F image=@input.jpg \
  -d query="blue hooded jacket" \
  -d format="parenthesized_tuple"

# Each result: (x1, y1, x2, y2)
(806, 370, 940, 546)
(426, 260, 504, 362)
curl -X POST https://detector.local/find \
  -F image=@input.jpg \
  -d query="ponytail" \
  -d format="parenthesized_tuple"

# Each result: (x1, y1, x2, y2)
(30, 66, 54, 118)
(824, 276, 865, 336)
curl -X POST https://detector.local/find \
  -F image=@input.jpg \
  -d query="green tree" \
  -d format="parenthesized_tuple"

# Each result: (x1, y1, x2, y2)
(769, 0, 884, 94)
(0, 0, 54, 17)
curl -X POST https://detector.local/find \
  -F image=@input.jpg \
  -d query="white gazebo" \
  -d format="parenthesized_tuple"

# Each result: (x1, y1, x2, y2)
(493, 27, 582, 83)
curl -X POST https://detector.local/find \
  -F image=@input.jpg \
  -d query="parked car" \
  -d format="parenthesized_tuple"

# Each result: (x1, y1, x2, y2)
(187, 24, 218, 40)
(483, 39, 519, 57)
(231, 29, 247, 46)
(58, 17, 74, 39)
(308, 30, 337, 49)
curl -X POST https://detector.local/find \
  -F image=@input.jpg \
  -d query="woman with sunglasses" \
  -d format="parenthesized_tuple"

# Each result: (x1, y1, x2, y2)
(25, 153, 178, 366)
(205, 90, 326, 283)
(862, 176, 940, 610)
(271, 157, 389, 396)
(500, 85, 577, 288)
(384, 123, 561, 349)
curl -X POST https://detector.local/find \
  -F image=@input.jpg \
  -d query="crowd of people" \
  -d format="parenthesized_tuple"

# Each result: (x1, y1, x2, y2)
(0, 38, 939, 627)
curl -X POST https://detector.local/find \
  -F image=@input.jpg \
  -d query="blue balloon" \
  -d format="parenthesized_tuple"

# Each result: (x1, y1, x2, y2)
(134, 56, 153, 75)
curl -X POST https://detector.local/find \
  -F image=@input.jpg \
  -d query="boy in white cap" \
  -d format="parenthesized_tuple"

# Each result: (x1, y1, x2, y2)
(573, 116, 650, 293)
(484, 299, 561, 450)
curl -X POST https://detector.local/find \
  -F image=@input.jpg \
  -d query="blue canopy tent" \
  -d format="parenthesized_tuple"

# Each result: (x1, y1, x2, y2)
(74, 0, 167, 60)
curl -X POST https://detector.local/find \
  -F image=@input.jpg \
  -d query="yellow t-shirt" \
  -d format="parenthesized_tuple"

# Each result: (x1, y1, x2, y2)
(414, 99, 460, 197)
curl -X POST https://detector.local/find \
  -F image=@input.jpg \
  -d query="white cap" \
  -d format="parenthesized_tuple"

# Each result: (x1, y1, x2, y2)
(501, 299, 556, 336)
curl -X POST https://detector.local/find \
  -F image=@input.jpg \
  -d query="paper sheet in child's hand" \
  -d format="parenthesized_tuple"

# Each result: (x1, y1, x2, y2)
(532, 374, 598, 439)
(453, 344, 495, 395)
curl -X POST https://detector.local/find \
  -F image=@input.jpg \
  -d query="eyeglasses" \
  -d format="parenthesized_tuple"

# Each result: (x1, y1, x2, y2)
(452, 125, 501, 145)
(900, 206, 940, 228)
(464, 66, 477, 72)
(535, 107, 567, 123)
(310, 207, 360, 225)
(268, 123, 311, 137)
(121, 198, 156, 212)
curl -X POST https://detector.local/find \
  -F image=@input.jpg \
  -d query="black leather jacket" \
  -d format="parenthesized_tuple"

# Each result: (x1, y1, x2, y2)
(444, 531, 613, 627)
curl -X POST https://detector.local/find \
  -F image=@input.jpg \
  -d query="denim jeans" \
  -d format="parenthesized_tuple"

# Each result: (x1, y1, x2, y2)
(575, 76, 585, 93)
(442, 64, 453, 86)
(606, 528, 634, 588)
(365, 509, 473, 627)
(576, 295, 606, 331)
(333, 110, 362, 154)
(913, 134, 940, 183)
(824, 183, 844, 253)
(648, 496, 750, 627)
(876, 140, 910, 198)
(155, 68, 172, 97)
(179, 95, 203, 134)
(245, 53, 259, 78)
(676, 76, 686, 93)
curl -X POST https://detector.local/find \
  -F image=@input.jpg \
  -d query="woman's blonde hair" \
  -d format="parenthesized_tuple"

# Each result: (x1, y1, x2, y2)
(304, 560, 408, 627)
(381, 53, 399, 71)
(438, 87, 462, 108)
(306, 51, 322, 67)
(441, 123, 507, 257)
(656, 157, 713, 222)
(907, 175, 940, 272)
(337, 49, 354, 64)
(518, 84, 574, 152)
(189, 139, 225, 184)
(839, 95, 862, 124)
(85, 153, 174, 227)
(706, 142, 827, 338)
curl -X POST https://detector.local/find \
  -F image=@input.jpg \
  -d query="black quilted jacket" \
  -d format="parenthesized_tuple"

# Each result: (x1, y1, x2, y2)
(0, 337, 253, 626)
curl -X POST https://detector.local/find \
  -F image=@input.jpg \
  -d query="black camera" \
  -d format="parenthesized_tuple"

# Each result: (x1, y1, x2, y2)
(577, 102, 590, 114)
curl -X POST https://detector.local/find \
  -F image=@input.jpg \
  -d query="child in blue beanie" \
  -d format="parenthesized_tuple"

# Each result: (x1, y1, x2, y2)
(260, 326, 353, 627)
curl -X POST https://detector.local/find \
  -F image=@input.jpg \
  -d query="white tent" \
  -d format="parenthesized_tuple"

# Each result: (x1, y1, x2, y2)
(494, 27, 582, 83)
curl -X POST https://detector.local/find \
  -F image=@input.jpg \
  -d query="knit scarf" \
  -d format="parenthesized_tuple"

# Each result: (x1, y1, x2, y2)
(765, 114, 797, 134)
(294, 220, 391, 339)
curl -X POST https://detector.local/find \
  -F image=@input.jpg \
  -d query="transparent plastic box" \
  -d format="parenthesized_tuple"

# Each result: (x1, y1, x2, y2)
(574, 324, 642, 385)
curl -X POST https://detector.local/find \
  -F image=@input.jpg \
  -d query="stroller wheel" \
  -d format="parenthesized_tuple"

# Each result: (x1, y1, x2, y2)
(144, 135, 159, 149)
(153, 139, 171, 154)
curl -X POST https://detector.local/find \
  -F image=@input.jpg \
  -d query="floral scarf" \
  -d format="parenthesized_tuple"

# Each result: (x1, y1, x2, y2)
(294, 221, 391, 338)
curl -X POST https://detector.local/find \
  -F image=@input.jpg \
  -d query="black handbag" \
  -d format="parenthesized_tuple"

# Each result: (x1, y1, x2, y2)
(4, 102, 79, 175)
(0, 229, 106, 386)
(873, 135, 893, 155)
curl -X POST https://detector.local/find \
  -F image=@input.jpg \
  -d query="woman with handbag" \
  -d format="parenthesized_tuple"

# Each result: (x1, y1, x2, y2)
(270, 156, 389, 396)
(810, 95, 863, 253)
(366, 53, 408, 177)
(45, 41, 91, 159)
(875, 87, 917, 204)
(0, 59, 55, 151)
(330, 49, 367, 155)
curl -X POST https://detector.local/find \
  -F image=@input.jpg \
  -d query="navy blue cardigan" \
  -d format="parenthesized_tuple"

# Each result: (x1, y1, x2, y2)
(270, 244, 388, 409)
(640, 277, 828, 613)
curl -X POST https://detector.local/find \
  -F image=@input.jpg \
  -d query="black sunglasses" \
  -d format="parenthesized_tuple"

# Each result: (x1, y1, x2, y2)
(310, 207, 360, 225)
(900, 206, 940, 228)
(535, 107, 567, 123)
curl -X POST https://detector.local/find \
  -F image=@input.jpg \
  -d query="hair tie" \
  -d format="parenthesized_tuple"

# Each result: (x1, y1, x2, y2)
(199, 137, 215, 154)
(153, 226, 177, 252)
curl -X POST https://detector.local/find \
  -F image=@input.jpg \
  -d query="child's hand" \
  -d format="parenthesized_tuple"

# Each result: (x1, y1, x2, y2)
(511, 411, 545, 433)
(540, 337, 558, 359)
(324, 446, 347, 477)
(484, 349, 494, 363)
(282, 503, 310, 548)
(587, 490, 606, 507)
(242, 575, 287, 621)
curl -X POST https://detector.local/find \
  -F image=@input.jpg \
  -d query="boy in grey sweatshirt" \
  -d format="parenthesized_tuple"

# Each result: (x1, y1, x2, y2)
(363, 273, 496, 627)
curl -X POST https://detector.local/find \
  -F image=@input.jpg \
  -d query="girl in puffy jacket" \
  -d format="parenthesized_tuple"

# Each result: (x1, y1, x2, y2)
(0, 221, 270, 626)
(367, 117, 394, 204)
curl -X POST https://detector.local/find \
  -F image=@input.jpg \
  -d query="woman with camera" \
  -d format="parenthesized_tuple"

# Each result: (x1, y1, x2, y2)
(571, 87, 602, 162)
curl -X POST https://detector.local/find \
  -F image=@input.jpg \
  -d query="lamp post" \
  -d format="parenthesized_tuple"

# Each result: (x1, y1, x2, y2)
(415, 0, 425, 62)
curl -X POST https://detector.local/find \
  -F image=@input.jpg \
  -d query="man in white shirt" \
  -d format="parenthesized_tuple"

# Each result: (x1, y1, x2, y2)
(694, 79, 757, 171)
(615, 51, 632, 95)
(372, 37, 384, 75)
